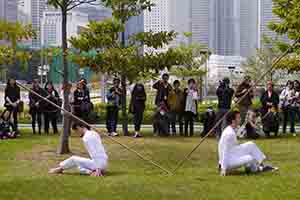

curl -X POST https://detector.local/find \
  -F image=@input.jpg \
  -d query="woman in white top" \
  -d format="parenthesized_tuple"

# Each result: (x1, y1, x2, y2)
(279, 80, 296, 134)
(184, 79, 199, 137)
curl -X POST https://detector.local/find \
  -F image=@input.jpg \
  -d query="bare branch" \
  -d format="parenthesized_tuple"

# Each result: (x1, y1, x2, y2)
(66, 0, 99, 11)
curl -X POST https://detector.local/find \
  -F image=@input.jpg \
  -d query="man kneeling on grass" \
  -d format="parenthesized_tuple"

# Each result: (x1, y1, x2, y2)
(49, 123, 108, 177)
(218, 111, 278, 176)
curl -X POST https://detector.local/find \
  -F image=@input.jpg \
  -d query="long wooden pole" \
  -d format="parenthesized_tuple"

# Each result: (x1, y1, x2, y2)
(17, 82, 173, 175)
(172, 39, 300, 174)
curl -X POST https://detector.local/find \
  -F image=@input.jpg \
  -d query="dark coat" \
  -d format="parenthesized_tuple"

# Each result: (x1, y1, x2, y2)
(130, 85, 147, 113)
(216, 85, 234, 109)
(4, 85, 20, 109)
(43, 89, 60, 113)
(152, 81, 172, 107)
(29, 87, 46, 113)
(235, 83, 253, 107)
(260, 90, 279, 115)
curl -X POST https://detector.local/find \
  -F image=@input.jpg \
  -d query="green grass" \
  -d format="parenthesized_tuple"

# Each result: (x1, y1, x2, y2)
(1, 130, 300, 200)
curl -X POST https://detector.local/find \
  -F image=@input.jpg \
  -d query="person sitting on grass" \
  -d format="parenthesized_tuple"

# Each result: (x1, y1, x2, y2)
(0, 110, 17, 140)
(262, 106, 280, 137)
(218, 111, 278, 176)
(245, 109, 263, 139)
(153, 102, 170, 136)
(49, 123, 108, 177)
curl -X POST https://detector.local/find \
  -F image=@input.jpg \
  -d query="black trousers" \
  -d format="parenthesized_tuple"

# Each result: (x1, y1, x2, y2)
(44, 112, 58, 134)
(282, 106, 296, 134)
(184, 111, 195, 137)
(169, 111, 184, 135)
(31, 109, 42, 134)
(134, 110, 144, 132)
(106, 106, 119, 133)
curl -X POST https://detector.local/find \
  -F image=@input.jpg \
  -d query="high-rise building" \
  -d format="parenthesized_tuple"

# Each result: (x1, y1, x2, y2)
(31, 0, 48, 49)
(41, 11, 89, 47)
(169, 0, 191, 46)
(18, 0, 31, 24)
(0, 0, 18, 22)
(144, 0, 170, 53)
(74, 5, 111, 21)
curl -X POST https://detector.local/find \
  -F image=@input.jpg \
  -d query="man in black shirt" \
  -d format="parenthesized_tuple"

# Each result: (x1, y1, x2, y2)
(216, 77, 234, 139)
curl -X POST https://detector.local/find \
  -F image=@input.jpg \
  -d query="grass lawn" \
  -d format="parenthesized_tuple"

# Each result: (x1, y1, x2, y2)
(1, 129, 300, 200)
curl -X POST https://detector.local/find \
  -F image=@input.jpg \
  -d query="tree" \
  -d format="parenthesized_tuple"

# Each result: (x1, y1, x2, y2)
(70, 0, 188, 135)
(0, 20, 36, 77)
(47, 0, 100, 154)
(241, 36, 283, 84)
(170, 43, 210, 99)
(268, 0, 300, 73)
(69, 12, 191, 136)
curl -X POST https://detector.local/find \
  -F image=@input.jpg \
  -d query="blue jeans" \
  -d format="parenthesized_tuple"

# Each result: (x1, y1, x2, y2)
(106, 106, 119, 133)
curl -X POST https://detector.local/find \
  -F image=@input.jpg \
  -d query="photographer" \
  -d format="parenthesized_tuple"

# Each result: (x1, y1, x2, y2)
(216, 77, 234, 140)
(106, 78, 122, 137)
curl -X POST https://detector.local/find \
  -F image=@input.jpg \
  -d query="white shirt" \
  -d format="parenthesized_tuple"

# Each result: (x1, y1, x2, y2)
(185, 89, 199, 114)
(218, 126, 238, 170)
(82, 130, 108, 168)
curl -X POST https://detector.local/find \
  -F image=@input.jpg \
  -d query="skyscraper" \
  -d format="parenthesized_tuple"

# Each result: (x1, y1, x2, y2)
(0, 0, 18, 22)
(31, 0, 47, 49)
(144, 0, 170, 53)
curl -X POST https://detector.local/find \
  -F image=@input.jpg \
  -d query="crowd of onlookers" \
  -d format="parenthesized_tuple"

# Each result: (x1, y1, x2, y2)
(1, 74, 300, 140)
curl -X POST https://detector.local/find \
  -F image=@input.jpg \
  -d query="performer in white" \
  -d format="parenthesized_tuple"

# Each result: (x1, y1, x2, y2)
(218, 111, 277, 176)
(49, 123, 108, 177)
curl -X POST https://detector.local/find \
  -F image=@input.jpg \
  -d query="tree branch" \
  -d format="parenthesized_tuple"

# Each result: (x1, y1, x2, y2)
(66, 0, 99, 11)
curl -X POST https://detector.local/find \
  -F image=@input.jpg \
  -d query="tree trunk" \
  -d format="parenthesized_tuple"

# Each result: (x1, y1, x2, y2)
(58, 10, 71, 154)
(121, 31, 129, 136)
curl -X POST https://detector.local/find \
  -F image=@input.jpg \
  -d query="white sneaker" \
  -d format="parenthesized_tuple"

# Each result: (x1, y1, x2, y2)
(111, 132, 119, 137)
(134, 132, 142, 138)
(293, 133, 297, 137)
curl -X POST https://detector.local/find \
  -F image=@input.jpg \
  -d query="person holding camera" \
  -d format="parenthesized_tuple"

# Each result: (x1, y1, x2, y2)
(216, 77, 234, 140)
(106, 78, 122, 137)
(235, 76, 254, 124)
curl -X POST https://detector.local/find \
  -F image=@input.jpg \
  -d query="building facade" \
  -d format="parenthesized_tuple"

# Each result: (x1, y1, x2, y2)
(144, 0, 170, 53)
(0, 0, 18, 22)
(41, 11, 89, 47)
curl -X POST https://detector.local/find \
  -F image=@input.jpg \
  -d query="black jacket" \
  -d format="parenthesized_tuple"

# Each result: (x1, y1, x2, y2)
(73, 88, 90, 105)
(130, 87, 147, 113)
(4, 85, 20, 106)
(43, 89, 60, 113)
(216, 85, 234, 109)
(153, 81, 172, 107)
(29, 87, 46, 109)
(235, 83, 253, 107)
(260, 90, 279, 114)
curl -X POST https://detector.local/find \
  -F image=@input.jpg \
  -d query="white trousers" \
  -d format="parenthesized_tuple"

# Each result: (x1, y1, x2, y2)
(226, 141, 266, 171)
(60, 156, 108, 175)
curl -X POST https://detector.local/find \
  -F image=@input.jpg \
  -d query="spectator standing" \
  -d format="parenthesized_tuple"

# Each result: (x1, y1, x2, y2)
(216, 77, 234, 139)
(4, 78, 21, 132)
(167, 80, 185, 136)
(29, 79, 45, 135)
(106, 78, 122, 137)
(184, 79, 199, 137)
(129, 83, 147, 138)
(235, 76, 254, 124)
(279, 80, 296, 134)
(43, 82, 60, 134)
